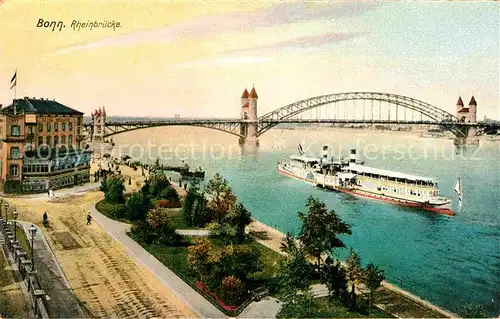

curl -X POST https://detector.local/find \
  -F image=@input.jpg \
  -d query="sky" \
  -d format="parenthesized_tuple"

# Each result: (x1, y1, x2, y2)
(0, 1, 498, 119)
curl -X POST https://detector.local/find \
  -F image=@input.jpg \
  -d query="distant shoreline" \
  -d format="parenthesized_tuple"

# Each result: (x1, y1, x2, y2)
(273, 126, 500, 141)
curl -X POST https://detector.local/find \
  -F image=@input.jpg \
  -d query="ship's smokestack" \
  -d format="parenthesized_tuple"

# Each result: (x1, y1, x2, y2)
(322, 145, 328, 160)
(350, 149, 356, 163)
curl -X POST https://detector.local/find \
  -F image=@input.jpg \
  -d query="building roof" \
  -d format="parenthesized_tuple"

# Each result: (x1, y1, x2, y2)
(456, 96, 464, 106)
(0, 98, 84, 115)
(469, 96, 477, 106)
(290, 155, 320, 163)
(342, 163, 437, 182)
(249, 86, 258, 98)
(242, 102, 249, 108)
(241, 89, 249, 98)
(457, 108, 469, 113)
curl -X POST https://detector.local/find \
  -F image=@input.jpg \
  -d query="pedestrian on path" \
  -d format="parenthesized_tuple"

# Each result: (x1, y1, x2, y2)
(87, 213, 92, 225)
(43, 211, 48, 227)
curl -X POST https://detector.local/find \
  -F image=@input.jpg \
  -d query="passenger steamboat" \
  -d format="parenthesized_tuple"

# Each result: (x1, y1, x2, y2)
(277, 145, 455, 216)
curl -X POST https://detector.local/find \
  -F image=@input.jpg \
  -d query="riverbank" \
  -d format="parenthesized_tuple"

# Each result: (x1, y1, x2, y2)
(248, 219, 457, 318)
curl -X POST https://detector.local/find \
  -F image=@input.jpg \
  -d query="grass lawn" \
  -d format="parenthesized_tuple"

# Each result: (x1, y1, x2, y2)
(310, 297, 395, 318)
(95, 200, 130, 224)
(163, 208, 199, 230)
(129, 233, 282, 314)
(246, 240, 283, 285)
(97, 199, 205, 230)
(13, 224, 32, 259)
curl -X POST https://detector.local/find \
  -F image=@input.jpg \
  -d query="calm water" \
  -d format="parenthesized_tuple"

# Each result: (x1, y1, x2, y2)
(110, 126, 500, 315)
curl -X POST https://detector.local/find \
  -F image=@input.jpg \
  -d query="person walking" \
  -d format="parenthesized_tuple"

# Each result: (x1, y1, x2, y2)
(86, 213, 92, 225)
(43, 211, 48, 226)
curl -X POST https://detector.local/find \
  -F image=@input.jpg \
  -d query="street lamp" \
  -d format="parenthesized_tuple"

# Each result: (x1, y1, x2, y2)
(4, 202, 9, 223)
(12, 211, 18, 242)
(29, 224, 37, 270)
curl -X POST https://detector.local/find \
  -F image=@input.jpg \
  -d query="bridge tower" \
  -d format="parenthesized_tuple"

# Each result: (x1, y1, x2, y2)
(91, 106, 106, 142)
(239, 86, 259, 146)
(455, 96, 478, 145)
(456, 96, 477, 123)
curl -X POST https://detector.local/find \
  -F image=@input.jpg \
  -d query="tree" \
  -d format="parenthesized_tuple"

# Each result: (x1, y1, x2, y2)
(280, 232, 299, 255)
(204, 173, 237, 222)
(322, 259, 348, 302)
(219, 244, 262, 281)
(148, 173, 170, 198)
(187, 238, 222, 287)
(224, 202, 252, 243)
(130, 220, 157, 244)
(160, 186, 180, 202)
(191, 196, 208, 227)
(146, 208, 181, 245)
(103, 175, 125, 203)
(364, 263, 385, 312)
(276, 233, 313, 291)
(126, 191, 151, 221)
(278, 287, 317, 318)
(298, 196, 351, 268)
(220, 275, 246, 305)
(206, 221, 237, 242)
(182, 183, 208, 227)
(346, 249, 363, 309)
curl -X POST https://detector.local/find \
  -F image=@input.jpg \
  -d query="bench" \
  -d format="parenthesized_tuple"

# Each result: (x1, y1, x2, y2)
(251, 287, 269, 301)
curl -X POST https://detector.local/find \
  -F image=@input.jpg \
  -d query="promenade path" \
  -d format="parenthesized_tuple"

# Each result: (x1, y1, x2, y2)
(18, 221, 88, 318)
(5, 188, 197, 318)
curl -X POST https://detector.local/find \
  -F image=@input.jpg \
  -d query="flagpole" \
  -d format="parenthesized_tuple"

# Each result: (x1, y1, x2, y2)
(14, 68, 17, 100)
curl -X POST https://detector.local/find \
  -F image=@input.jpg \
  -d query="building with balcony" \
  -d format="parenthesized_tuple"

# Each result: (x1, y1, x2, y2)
(0, 97, 91, 193)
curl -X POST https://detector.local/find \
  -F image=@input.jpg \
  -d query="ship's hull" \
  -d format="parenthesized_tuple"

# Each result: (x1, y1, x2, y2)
(278, 165, 455, 216)
(318, 184, 455, 216)
(277, 165, 317, 186)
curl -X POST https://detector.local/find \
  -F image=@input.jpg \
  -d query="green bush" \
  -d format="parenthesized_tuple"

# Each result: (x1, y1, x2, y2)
(160, 187, 180, 202)
(103, 176, 125, 203)
(219, 275, 247, 306)
(126, 191, 151, 221)
(111, 204, 128, 219)
(149, 174, 170, 197)
(130, 220, 158, 244)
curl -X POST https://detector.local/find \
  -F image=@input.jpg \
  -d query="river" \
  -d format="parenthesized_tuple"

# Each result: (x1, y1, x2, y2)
(109, 125, 500, 316)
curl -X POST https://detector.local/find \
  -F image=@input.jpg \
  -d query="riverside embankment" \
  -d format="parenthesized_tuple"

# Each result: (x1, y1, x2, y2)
(247, 219, 459, 318)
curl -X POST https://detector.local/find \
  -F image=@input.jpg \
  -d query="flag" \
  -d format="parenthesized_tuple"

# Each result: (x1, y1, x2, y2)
(10, 70, 17, 89)
(298, 144, 305, 155)
(454, 177, 462, 206)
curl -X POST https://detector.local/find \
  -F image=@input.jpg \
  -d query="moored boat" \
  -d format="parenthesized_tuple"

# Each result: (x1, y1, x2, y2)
(277, 145, 455, 216)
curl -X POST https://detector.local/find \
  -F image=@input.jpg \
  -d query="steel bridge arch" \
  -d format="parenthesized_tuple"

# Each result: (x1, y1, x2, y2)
(92, 122, 246, 139)
(257, 92, 465, 137)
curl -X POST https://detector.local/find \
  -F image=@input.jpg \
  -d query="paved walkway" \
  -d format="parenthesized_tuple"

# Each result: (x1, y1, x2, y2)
(2, 183, 100, 199)
(175, 229, 211, 236)
(238, 296, 283, 318)
(18, 221, 88, 318)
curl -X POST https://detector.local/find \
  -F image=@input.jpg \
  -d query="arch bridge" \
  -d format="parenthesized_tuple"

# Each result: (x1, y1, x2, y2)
(83, 92, 493, 141)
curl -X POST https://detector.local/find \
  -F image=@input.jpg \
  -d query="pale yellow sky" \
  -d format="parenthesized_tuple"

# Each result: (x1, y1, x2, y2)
(1, 1, 498, 119)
